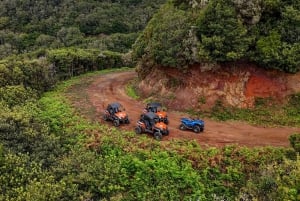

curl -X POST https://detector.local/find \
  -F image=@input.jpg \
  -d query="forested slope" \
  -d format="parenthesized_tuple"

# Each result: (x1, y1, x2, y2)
(133, 0, 300, 76)
(0, 0, 165, 57)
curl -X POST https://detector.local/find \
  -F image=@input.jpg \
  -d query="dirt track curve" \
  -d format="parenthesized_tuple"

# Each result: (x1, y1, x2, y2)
(85, 70, 300, 147)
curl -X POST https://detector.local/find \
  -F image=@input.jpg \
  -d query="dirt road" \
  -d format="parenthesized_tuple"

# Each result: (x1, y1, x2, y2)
(84, 70, 300, 147)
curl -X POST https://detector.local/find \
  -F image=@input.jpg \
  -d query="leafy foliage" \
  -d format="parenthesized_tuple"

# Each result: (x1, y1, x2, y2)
(47, 48, 127, 80)
(133, 3, 199, 77)
(196, 0, 251, 62)
(0, 0, 165, 57)
(238, 157, 300, 201)
(0, 57, 56, 93)
(191, 94, 300, 127)
(134, 0, 300, 73)
(0, 85, 37, 107)
(254, 31, 300, 73)
(289, 133, 300, 153)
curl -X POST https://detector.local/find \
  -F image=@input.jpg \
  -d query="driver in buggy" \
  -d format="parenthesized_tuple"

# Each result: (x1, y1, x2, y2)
(148, 118, 156, 129)
(148, 107, 157, 113)
(108, 104, 123, 115)
(109, 107, 119, 115)
(109, 108, 114, 115)
(140, 114, 157, 129)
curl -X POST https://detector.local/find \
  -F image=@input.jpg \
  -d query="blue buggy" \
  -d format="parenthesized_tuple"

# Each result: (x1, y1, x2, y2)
(179, 117, 204, 133)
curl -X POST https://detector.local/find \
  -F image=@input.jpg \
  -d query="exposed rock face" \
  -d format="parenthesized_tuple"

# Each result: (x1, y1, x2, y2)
(137, 63, 300, 110)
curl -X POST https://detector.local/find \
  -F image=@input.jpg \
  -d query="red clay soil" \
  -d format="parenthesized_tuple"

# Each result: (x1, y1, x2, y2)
(86, 70, 300, 148)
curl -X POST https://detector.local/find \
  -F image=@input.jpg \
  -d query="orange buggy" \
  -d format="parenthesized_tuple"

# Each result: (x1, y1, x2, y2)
(135, 112, 169, 140)
(144, 102, 168, 124)
(103, 102, 130, 127)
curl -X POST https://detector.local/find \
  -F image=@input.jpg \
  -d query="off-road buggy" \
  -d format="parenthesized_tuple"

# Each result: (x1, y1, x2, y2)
(179, 117, 204, 133)
(103, 102, 130, 127)
(135, 112, 169, 140)
(144, 102, 168, 124)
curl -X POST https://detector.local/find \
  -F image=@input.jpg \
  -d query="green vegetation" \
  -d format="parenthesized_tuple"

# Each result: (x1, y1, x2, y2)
(133, 0, 300, 74)
(125, 81, 140, 100)
(1, 0, 300, 200)
(289, 133, 300, 153)
(196, 0, 251, 62)
(187, 94, 300, 127)
(0, 0, 165, 58)
(189, 95, 300, 127)
(133, 3, 196, 77)
(47, 48, 128, 79)
(0, 68, 299, 200)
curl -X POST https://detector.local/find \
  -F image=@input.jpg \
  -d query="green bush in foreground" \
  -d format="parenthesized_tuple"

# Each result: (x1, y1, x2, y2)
(289, 133, 300, 153)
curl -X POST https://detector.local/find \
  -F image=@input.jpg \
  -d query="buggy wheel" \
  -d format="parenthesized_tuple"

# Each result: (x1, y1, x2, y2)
(113, 119, 120, 127)
(200, 127, 204, 132)
(179, 124, 186, 130)
(193, 125, 201, 133)
(135, 126, 142, 134)
(154, 132, 162, 140)
(125, 118, 130, 124)
(165, 130, 169, 136)
(164, 119, 169, 124)
(103, 114, 108, 121)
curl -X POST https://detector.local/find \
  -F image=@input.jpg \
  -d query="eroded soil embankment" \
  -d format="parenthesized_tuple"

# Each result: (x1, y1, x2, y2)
(138, 63, 300, 110)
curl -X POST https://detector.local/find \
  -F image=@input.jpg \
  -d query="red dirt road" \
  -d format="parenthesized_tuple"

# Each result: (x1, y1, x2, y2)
(86, 70, 300, 147)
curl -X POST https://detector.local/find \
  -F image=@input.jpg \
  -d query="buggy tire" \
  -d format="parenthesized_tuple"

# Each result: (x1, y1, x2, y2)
(165, 130, 169, 136)
(200, 127, 204, 132)
(193, 125, 201, 133)
(103, 114, 108, 121)
(135, 127, 142, 134)
(164, 119, 169, 124)
(154, 132, 162, 140)
(179, 124, 186, 130)
(125, 118, 130, 124)
(113, 119, 120, 127)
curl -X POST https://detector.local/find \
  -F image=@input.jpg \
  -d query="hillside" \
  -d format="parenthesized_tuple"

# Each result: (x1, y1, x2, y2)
(133, 0, 300, 75)
(132, 0, 300, 109)
(0, 0, 165, 58)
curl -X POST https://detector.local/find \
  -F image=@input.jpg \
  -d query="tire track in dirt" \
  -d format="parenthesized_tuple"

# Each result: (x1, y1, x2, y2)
(86, 70, 300, 147)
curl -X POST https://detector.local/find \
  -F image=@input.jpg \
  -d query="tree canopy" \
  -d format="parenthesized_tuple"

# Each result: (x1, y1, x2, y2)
(133, 0, 300, 73)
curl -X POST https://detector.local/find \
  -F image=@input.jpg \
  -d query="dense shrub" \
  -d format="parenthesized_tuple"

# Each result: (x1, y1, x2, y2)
(0, 57, 56, 92)
(289, 133, 300, 153)
(0, 0, 166, 56)
(0, 101, 63, 167)
(47, 48, 126, 80)
(196, 0, 252, 62)
(133, 3, 199, 77)
(133, 0, 300, 73)
(0, 85, 37, 107)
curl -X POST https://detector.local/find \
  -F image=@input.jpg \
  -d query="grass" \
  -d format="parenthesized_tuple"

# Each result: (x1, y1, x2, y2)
(125, 79, 140, 100)
(188, 95, 300, 127)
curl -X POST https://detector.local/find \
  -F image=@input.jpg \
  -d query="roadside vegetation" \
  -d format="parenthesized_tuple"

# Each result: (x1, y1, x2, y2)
(125, 79, 140, 100)
(2, 69, 299, 200)
(187, 94, 300, 127)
